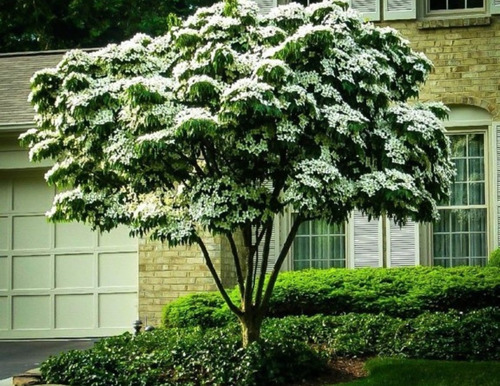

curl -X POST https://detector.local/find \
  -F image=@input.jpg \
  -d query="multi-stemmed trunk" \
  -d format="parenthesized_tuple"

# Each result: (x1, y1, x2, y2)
(195, 216, 304, 348)
(239, 308, 264, 348)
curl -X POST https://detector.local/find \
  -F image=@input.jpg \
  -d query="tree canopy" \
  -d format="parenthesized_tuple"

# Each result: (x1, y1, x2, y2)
(0, 0, 218, 52)
(21, 0, 454, 345)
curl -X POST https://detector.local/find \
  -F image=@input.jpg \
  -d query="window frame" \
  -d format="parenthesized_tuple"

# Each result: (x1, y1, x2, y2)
(429, 126, 493, 267)
(282, 210, 349, 271)
(429, 127, 491, 266)
(424, 0, 487, 18)
(292, 217, 347, 270)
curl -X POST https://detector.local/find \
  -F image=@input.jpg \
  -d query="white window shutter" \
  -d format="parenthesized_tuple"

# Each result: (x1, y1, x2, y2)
(254, 0, 277, 15)
(492, 0, 500, 15)
(388, 220, 419, 267)
(352, 211, 382, 267)
(348, 0, 381, 21)
(383, 0, 416, 20)
(255, 220, 279, 274)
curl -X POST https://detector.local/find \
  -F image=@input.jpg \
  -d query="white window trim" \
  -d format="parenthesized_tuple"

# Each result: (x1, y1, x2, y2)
(425, 125, 494, 266)
(420, 0, 490, 19)
(281, 209, 351, 270)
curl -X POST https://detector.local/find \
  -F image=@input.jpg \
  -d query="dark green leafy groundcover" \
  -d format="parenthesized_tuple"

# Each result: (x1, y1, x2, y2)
(41, 308, 500, 385)
(40, 328, 326, 386)
(162, 266, 500, 327)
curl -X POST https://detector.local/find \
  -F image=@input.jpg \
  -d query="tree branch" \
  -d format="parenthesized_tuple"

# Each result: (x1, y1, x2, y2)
(243, 223, 254, 312)
(259, 214, 304, 314)
(226, 232, 245, 299)
(195, 235, 242, 316)
(251, 222, 268, 294)
(255, 218, 273, 307)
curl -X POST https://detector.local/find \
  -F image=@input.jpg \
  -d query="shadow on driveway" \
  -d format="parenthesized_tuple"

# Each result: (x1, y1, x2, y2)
(0, 339, 97, 380)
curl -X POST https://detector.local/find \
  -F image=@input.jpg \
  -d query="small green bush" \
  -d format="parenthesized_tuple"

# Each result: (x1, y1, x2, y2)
(162, 266, 500, 328)
(488, 247, 500, 267)
(162, 292, 235, 328)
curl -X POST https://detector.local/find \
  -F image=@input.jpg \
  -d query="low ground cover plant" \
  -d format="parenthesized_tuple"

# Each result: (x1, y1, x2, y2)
(163, 266, 500, 327)
(41, 308, 499, 385)
(40, 328, 326, 386)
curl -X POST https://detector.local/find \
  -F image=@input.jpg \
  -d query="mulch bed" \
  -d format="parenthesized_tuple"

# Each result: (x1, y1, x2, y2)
(291, 357, 368, 385)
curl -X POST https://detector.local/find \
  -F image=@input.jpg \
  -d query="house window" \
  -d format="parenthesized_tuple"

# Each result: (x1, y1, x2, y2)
(427, 0, 485, 14)
(429, 0, 484, 11)
(433, 133, 488, 267)
(293, 218, 346, 269)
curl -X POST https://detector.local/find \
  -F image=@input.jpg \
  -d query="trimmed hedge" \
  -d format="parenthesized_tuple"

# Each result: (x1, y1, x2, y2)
(489, 247, 500, 267)
(262, 307, 500, 360)
(161, 292, 233, 328)
(162, 266, 500, 328)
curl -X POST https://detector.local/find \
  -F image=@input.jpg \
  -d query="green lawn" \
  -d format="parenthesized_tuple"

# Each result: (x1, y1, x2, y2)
(341, 358, 500, 386)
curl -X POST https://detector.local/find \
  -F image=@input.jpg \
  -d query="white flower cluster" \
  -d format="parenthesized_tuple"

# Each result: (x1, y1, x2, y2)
(267, 2, 306, 23)
(358, 170, 418, 197)
(90, 109, 114, 126)
(223, 78, 275, 105)
(322, 104, 367, 140)
(174, 107, 218, 131)
(276, 120, 297, 142)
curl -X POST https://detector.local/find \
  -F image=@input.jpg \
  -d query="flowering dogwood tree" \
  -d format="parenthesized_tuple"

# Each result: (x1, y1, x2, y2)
(22, 0, 454, 346)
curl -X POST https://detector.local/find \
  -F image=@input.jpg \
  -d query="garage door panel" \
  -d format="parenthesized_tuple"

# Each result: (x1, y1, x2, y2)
(2, 170, 138, 339)
(99, 293, 137, 328)
(55, 222, 94, 249)
(55, 254, 94, 289)
(12, 176, 53, 212)
(0, 297, 8, 330)
(99, 252, 137, 288)
(0, 256, 8, 290)
(12, 255, 51, 290)
(13, 296, 51, 330)
(99, 226, 135, 248)
(0, 179, 10, 212)
(13, 216, 51, 250)
(56, 294, 94, 329)
(0, 216, 9, 250)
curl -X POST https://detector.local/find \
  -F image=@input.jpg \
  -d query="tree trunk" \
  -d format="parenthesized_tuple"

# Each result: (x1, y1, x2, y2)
(240, 311, 263, 348)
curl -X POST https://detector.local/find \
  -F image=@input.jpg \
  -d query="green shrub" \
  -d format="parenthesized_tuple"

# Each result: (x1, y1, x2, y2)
(162, 292, 235, 328)
(488, 247, 500, 267)
(40, 327, 327, 386)
(395, 307, 500, 360)
(261, 308, 500, 361)
(162, 266, 500, 328)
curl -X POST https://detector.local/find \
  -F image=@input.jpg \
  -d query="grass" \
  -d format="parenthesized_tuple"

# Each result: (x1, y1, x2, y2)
(341, 358, 500, 386)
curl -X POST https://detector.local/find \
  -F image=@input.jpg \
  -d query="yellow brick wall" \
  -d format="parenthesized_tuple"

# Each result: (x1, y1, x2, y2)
(138, 233, 240, 327)
(382, 16, 499, 119)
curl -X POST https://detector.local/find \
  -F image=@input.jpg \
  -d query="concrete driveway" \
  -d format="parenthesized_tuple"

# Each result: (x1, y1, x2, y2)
(0, 339, 96, 385)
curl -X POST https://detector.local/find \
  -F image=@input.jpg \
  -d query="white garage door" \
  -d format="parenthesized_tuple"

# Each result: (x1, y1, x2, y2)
(0, 170, 138, 339)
